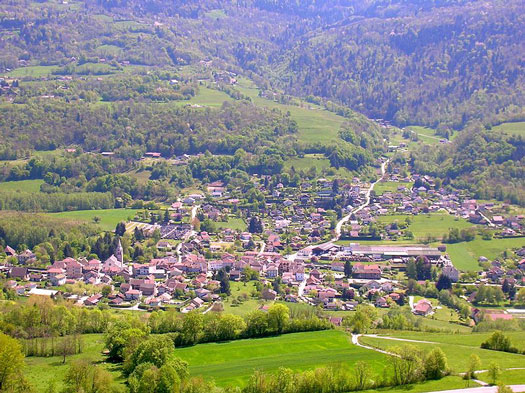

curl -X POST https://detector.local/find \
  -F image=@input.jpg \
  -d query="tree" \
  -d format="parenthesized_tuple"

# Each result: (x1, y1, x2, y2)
(0, 332, 29, 391)
(105, 322, 148, 361)
(182, 311, 204, 345)
(58, 335, 77, 364)
(344, 261, 352, 278)
(481, 331, 516, 353)
(498, 384, 514, 393)
(406, 259, 417, 280)
(488, 362, 501, 385)
(115, 222, 126, 236)
(391, 345, 423, 386)
(217, 269, 231, 295)
(124, 335, 176, 376)
(248, 216, 263, 234)
(466, 354, 482, 384)
(267, 303, 290, 334)
(245, 310, 269, 337)
(354, 361, 372, 390)
(63, 359, 117, 393)
(423, 348, 448, 380)
(436, 274, 452, 291)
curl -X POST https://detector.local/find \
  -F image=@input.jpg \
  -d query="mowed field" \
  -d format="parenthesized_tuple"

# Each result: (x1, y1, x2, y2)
(492, 121, 525, 137)
(174, 330, 388, 387)
(446, 236, 525, 271)
(360, 332, 525, 374)
(0, 179, 45, 193)
(24, 334, 124, 392)
(48, 208, 140, 231)
(376, 213, 474, 241)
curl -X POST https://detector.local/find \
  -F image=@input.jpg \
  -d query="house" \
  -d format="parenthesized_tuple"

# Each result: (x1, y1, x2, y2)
(262, 289, 277, 300)
(125, 289, 141, 301)
(9, 267, 29, 281)
(413, 299, 433, 316)
(50, 274, 66, 286)
(442, 265, 459, 282)
(4, 245, 17, 257)
(375, 297, 389, 308)
(17, 250, 36, 264)
(352, 264, 381, 280)
(84, 294, 103, 306)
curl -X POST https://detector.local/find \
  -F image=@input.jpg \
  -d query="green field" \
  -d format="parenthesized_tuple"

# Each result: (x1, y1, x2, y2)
(187, 86, 234, 107)
(0, 179, 45, 193)
(477, 369, 525, 385)
(216, 217, 247, 231)
(284, 154, 332, 171)
(360, 333, 525, 374)
(235, 78, 346, 144)
(406, 126, 443, 145)
(376, 213, 474, 241)
(374, 181, 413, 195)
(362, 376, 478, 393)
(175, 330, 388, 387)
(447, 236, 525, 271)
(24, 334, 123, 392)
(492, 122, 525, 137)
(48, 208, 139, 231)
(7, 65, 60, 78)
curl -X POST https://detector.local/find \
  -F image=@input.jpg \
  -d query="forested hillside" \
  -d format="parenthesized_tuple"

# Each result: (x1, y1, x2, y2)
(1, 0, 524, 130)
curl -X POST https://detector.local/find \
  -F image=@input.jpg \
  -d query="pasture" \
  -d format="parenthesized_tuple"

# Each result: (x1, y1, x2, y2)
(376, 213, 474, 241)
(492, 121, 525, 137)
(359, 333, 525, 373)
(0, 179, 44, 193)
(374, 181, 413, 195)
(446, 236, 525, 271)
(48, 208, 139, 231)
(24, 334, 123, 392)
(174, 330, 388, 387)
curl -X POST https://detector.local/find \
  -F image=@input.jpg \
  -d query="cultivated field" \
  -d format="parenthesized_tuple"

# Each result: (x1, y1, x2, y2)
(174, 330, 388, 387)
(48, 208, 139, 231)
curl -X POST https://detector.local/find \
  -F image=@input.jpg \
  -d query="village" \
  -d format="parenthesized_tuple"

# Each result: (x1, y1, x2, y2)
(1, 163, 525, 326)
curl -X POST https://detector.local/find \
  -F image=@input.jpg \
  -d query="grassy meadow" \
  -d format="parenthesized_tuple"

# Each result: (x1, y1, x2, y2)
(376, 213, 474, 241)
(359, 333, 525, 373)
(174, 330, 388, 387)
(24, 334, 124, 392)
(48, 208, 140, 231)
(374, 181, 413, 195)
(0, 179, 45, 193)
(492, 121, 525, 137)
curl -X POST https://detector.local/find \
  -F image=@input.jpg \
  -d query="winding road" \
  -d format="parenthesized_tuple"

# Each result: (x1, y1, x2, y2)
(333, 158, 389, 241)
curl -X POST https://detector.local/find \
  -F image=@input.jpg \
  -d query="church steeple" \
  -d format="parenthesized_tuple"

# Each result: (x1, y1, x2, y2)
(115, 238, 124, 264)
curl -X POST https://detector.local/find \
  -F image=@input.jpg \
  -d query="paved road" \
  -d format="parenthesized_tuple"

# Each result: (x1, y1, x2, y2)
(333, 158, 389, 241)
(431, 386, 525, 393)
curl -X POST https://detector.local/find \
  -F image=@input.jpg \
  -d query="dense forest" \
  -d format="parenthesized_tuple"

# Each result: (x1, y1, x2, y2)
(410, 124, 525, 205)
(1, 0, 523, 129)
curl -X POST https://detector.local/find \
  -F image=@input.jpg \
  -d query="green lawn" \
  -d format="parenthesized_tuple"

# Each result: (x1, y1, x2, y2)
(48, 208, 139, 231)
(477, 369, 525, 385)
(376, 213, 474, 241)
(7, 65, 60, 78)
(235, 78, 346, 145)
(362, 376, 478, 393)
(175, 330, 388, 387)
(186, 86, 234, 107)
(406, 126, 442, 145)
(216, 217, 247, 231)
(360, 334, 525, 373)
(374, 181, 413, 195)
(447, 237, 525, 271)
(372, 331, 524, 352)
(24, 334, 124, 392)
(284, 154, 331, 171)
(492, 122, 525, 137)
(0, 179, 44, 193)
